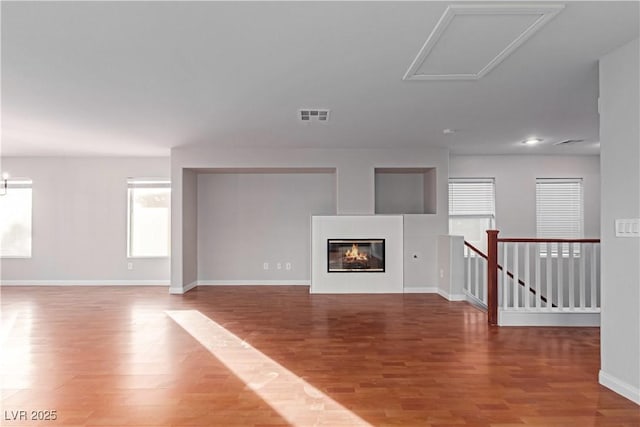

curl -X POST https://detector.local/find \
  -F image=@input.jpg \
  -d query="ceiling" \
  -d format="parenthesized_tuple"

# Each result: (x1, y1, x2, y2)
(1, 1, 638, 157)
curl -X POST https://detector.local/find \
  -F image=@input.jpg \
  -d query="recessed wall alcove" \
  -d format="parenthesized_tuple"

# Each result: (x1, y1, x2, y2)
(374, 168, 437, 214)
(195, 168, 337, 284)
(171, 146, 450, 294)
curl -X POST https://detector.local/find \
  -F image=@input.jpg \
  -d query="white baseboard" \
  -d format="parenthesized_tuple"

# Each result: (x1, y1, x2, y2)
(437, 288, 467, 301)
(169, 280, 198, 294)
(403, 286, 438, 293)
(499, 309, 600, 327)
(464, 290, 488, 310)
(1, 280, 169, 286)
(197, 280, 311, 286)
(599, 370, 640, 405)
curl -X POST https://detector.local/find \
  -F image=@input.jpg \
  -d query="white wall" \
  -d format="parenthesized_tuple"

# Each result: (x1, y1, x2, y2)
(197, 172, 336, 282)
(598, 38, 640, 404)
(449, 155, 600, 238)
(171, 147, 449, 292)
(0, 157, 171, 284)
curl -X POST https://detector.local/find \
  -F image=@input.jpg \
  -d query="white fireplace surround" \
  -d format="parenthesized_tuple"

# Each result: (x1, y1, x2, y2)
(311, 215, 404, 293)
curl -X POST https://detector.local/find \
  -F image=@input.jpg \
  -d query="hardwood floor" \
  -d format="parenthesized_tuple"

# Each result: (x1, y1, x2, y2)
(1, 286, 638, 426)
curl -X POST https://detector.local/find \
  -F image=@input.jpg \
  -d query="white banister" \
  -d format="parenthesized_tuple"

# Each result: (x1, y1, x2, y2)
(590, 244, 597, 309)
(502, 243, 508, 309)
(569, 243, 575, 309)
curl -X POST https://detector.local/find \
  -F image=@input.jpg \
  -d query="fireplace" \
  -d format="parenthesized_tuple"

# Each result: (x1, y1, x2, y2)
(327, 239, 385, 272)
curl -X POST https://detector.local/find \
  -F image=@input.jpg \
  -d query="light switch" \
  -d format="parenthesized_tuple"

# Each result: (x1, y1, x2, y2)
(615, 219, 640, 237)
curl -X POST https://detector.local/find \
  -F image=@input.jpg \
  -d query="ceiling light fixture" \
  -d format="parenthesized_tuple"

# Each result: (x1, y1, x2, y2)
(523, 137, 542, 145)
(443, 128, 456, 134)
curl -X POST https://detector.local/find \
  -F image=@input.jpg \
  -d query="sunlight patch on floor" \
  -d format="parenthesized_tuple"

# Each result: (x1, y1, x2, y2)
(166, 310, 371, 427)
(0, 307, 33, 390)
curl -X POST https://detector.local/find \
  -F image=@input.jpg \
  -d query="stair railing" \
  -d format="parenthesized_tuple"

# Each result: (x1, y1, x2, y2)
(486, 230, 601, 326)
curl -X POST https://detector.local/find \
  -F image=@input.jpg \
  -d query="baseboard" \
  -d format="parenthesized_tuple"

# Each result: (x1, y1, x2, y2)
(197, 280, 311, 286)
(499, 309, 600, 327)
(403, 286, 438, 294)
(169, 280, 198, 294)
(599, 370, 640, 405)
(437, 288, 467, 301)
(1, 280, 170, 286)
(464, 290, 488, 310)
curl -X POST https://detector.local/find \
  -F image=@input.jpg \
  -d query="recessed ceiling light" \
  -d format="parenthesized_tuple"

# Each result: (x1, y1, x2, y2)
(523, 137, 542, 145)
(443, 128, 455, 134)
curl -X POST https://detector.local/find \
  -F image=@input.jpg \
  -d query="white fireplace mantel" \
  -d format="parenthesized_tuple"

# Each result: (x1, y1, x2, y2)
(310, 215, 404, 293)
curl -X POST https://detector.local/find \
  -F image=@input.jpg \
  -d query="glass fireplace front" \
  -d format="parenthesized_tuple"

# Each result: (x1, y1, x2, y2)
(327, 239, 385, 272)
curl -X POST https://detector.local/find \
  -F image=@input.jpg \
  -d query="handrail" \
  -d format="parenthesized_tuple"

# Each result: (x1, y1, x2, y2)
(497, 238, 601, 243)
(464, 241, 487, 260)
(464, 240, 553, 307)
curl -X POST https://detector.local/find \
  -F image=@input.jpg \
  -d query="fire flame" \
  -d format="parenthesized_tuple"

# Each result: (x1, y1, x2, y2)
(344, 243, 368, 262)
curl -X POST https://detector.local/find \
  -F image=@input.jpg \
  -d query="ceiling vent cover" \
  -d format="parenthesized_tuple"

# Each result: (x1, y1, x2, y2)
(300, 109, 330, 122)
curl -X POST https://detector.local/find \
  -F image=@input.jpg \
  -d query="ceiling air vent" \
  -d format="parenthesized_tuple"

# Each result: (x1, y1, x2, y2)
(554, 139, 585, 146)
(300, 109, 330, 122)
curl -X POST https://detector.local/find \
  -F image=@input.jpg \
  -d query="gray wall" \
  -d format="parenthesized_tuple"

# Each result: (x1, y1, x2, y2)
(449, 155, 600, 238)
(197, 172, 336, 281)
(181, 169, 198, 290)
(599, 38, 640, 403)
(0, 157, 170, 283)
(375, 172, 425, 214)
(171, 147, 450, 291)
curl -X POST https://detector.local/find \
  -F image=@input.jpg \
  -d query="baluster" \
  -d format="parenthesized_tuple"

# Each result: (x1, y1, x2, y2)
(535, 243, 541, 308)
(503, 243, 509, 309)
(557, 243, 564, 309)
(465, 249, 471, 293)
(525, 243, 530, 309)
(513, 243, 519, 309)
(568, 242, 575, 309)
(482, 261, 487, 304)
(474, 254, 480, 299)
(590, 244, 597, 308)
(546, 242, 552, 309)
(580, 242, 586, 309)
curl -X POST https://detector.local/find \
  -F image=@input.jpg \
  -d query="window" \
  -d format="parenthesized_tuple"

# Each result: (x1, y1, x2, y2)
(536, 178, 583, 256)
(0, 179, 33, 257)
(449, 178, 496, 252)
(127, 179, 171, 257)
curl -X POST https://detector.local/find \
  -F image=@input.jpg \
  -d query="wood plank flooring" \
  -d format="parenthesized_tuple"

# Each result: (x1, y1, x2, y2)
(1, 286, 638, 426)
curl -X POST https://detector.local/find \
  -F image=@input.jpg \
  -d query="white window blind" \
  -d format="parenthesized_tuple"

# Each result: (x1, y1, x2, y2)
(0, 179, 33, 257)
(449, 178, 496, 216)
(449, 178, 496, 252)
(536, 178, 583, 239)
(536, 178, 583, 257)
(127, 178, 171, 258)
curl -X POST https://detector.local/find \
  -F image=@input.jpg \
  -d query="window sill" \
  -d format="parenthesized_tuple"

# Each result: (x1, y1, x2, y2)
(127, 256, 170, 259)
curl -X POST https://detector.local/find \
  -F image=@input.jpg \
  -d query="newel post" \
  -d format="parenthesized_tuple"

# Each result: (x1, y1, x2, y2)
(487, 230, 499, 326)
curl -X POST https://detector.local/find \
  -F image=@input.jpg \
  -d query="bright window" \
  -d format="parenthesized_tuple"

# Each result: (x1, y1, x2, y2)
(536, 178, 583, 256)
(449, 178, 496, 252)
(0, 179, 33, 257)
(127, 179, 171, 257)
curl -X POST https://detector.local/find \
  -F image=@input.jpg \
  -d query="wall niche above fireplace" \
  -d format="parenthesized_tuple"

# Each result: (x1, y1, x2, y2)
(327, 239, 385, 272)
(374, 167, 436, 214)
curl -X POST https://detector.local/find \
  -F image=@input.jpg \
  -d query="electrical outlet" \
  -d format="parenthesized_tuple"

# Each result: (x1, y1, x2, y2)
(263, 262, 269, 270)
(285, 262, 291, 270)
(277, 262, 282, 270)
(127, 262, 133, 271)
(439, 269, 444, 278)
